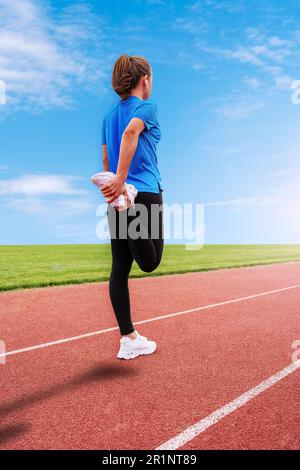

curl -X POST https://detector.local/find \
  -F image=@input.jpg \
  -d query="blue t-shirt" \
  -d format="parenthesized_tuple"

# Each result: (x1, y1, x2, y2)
(102, 95, 163, 194)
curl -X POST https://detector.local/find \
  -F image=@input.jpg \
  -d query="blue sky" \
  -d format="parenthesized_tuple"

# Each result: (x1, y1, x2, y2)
(1, 0, 300, 244)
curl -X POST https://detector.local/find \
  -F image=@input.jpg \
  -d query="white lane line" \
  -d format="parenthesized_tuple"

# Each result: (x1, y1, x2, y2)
(156, 360, 300, 450)
(1, 283, 300, 359)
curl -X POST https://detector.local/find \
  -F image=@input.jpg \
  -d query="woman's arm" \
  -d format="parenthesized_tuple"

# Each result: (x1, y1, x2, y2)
(101, 117, 145, 203)
(102, 144, 109, 171)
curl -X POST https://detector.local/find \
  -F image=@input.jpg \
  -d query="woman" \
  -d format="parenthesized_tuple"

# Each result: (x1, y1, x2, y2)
(98, 55, 164, 360)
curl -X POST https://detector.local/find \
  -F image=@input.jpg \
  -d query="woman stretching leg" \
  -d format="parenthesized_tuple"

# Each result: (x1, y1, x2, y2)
(100, 55, 164, 359)
(108, 190, 164, 337)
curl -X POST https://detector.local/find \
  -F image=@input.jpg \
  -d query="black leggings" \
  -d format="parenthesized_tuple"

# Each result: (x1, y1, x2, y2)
(107, 191, 164, 335)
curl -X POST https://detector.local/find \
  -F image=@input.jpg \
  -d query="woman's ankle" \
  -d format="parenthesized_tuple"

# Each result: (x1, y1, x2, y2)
(123, 331, 137, 340)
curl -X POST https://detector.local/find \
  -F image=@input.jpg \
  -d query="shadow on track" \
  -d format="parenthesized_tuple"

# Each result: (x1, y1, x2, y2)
(0, 363, 139, 420)
(0, 422, 31, 445)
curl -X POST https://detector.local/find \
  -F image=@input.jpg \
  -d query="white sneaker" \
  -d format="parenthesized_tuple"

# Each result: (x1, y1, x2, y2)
(117, 330, 157, 360)
(91, 171, 138, 211)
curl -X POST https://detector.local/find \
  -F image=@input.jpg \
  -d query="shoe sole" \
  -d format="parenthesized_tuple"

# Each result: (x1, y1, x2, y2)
(91, 172, 114, 188)
(91, 173, 138, 209)
(117, 343, 157, 360)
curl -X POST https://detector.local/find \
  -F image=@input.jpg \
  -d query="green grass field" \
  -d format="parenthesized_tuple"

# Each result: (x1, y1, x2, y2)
(1, 244, 300, 291)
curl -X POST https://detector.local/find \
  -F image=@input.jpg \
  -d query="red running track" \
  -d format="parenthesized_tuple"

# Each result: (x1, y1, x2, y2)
(0, 262, 299, 449)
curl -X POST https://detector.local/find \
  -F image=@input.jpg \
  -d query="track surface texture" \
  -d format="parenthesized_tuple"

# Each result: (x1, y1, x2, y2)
(0, 262, 299, 450)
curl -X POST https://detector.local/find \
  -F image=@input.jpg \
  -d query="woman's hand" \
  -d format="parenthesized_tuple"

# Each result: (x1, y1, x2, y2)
(101, 174, 126, 203)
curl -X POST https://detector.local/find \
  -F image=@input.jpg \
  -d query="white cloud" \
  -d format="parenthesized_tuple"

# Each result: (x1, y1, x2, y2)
(192, 62, 205, 70)
(205, 195, 278, 208)
(269, 36, 292, 48)
(54, 223, 97, 240)
(217, 98, 265, 120)
(205, 175, 300, 224)
(244, 77, 263, 89)
(0, 0, 106, 111)
(245, 27, 264, 42)
(191, 14, 298, 115)
(0, 173, 96, 220)
(221, 34, 293, 70)
(0, 174, 87, 196)
(171, 17, 208, 34)
(273, 74, 293, 90)
(188, 2, 202, 13)
(227, 48, 264, 66)
(251, 44, 288, 63)
(198, 31, 296, 120)
(204, 0, 243, 12)
(5, 196, 93, 215)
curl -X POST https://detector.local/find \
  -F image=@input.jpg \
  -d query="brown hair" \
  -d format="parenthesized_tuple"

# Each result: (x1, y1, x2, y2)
(112, 54, 151, 99)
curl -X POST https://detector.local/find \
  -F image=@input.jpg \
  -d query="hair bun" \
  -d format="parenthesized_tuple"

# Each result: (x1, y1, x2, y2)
(112, 54, 151, 99)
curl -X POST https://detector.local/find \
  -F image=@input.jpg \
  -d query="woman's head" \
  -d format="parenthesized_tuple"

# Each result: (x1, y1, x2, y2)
(112, 55, 152, 100)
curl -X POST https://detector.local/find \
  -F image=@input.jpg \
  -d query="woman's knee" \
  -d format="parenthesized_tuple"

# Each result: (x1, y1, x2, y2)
(136, 258, 160, 273)
(137, 246, 163, 272)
